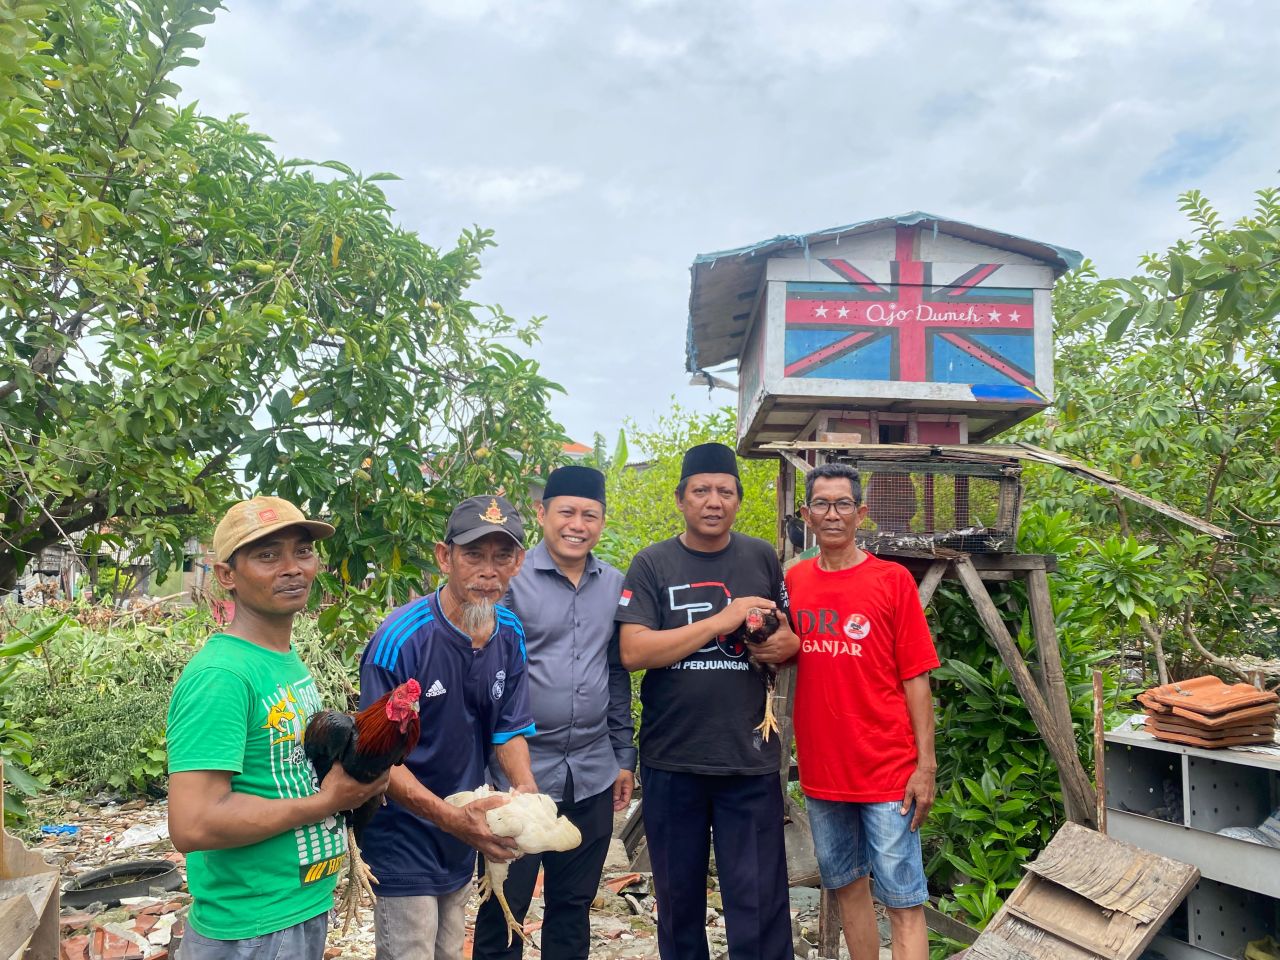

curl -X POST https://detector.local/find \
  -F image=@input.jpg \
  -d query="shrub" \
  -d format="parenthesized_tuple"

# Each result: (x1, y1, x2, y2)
(3, 604, 357, 796)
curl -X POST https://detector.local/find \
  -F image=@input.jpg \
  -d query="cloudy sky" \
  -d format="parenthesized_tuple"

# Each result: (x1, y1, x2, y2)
(177, 0, 1280, 448)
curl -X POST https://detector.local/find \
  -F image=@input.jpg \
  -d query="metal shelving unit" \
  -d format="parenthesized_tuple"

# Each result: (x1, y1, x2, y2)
(1105, 726, 1280, 959)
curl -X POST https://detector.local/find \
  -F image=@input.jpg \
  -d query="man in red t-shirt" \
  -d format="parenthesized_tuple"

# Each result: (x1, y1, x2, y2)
(785, 462, 939, 960)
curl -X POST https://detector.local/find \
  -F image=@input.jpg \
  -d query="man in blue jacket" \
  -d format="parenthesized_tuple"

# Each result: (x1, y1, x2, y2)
(359, 495, 538, 960)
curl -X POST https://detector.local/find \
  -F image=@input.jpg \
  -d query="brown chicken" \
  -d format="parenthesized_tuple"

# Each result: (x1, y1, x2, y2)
(304, 678, 421, 930)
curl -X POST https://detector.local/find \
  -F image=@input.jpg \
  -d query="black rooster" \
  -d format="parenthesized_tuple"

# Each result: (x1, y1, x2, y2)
(726, 607, 782, 741)
(304, 678, 421, 930)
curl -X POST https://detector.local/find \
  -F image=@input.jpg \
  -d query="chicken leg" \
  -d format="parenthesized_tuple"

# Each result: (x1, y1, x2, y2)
(336, 827, 379, 934)
(442, 785, 581, 947)
(755, 677, 780, 742)
(478, 858, 528, 947)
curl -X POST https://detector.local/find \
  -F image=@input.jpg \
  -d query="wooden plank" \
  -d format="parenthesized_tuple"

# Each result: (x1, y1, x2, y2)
(917, 560, 949, 609)
(856, 460, 1009, 477)
(619, 798, 646, 857)
(762, 440, 1233, 540)
(876, 549, 1056, 572)
(782, 799, 821, 887)
(818, 889, 842, 958)
(1, 758, 59, 960)
(1011, 443, 1232, 540)
(1003, 876, 1134, 957)
(1026, 569, 1075, 751)
(977, 823, 1201, 960)
(925, 904, 980, 945)
(953, 558, 1097, 827)
(0, 894, 38, 960)
(1025, 822, 1198, 924)
(775, 663, 798, 793)
(1093, 670, 1107, 834)
(778, 449, 812, 477)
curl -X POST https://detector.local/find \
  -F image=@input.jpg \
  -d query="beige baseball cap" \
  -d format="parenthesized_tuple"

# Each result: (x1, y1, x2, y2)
(212, 496, 335, 563)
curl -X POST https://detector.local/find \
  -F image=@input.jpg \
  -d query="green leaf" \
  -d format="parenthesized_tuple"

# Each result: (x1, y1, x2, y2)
(316, 604, 341, 635)
(1105, 305, 1138, 341)
(1177, 290, 1204, 337)
(3, 762, 44, 796)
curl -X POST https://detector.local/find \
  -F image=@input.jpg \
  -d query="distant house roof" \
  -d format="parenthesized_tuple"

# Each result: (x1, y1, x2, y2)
(686, 211, 1085, 373)
(562, 442, 592, 459)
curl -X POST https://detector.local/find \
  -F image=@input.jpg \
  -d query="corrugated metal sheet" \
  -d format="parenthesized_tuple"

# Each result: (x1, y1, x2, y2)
(686, 211, 1084, 372)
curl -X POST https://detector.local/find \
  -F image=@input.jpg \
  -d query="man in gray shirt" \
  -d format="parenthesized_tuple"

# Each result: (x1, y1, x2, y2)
(474, 465, 635, 960)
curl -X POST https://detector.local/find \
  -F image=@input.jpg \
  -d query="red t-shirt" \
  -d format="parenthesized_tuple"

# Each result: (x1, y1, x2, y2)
(786, 553, 940, 802)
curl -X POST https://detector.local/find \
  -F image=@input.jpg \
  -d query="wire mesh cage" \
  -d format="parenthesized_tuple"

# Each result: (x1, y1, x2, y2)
(856, 459, 1022, 553)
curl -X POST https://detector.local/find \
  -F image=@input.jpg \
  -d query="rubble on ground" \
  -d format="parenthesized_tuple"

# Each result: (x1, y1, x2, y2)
(30, 796, 888, 959)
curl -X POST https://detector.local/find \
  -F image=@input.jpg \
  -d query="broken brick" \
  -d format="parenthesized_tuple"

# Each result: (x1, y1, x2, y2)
(88, 927, 144, 960)
(133, 914, 158, 935)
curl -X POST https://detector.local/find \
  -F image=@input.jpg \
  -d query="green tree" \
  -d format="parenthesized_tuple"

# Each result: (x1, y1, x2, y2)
(1016, 188, 1280, 684)
(597, 404, 777, 570)
(0, 0, 568, 639)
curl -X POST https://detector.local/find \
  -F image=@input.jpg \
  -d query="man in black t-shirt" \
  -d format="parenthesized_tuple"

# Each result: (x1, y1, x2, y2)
(617, 442, 799, 960)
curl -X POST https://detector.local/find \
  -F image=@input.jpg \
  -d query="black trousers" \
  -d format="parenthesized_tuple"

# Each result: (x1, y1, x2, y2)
(472, 775, 614, 960)
(641, 765, 792, 960)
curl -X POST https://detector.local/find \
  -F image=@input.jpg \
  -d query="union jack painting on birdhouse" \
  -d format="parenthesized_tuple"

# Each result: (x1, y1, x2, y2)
(686, 213, 1082, 454)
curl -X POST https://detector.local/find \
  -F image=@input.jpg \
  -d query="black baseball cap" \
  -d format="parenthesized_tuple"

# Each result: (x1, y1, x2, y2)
(445, 495, 525, 547)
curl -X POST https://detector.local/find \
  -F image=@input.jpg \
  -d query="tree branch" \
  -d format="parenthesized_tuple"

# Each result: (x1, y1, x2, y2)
(1230, 504, 1280, 528)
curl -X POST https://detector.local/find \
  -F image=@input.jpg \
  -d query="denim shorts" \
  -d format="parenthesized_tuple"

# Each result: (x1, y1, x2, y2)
(179, 912, 328, 960)
(805, 796, 928, 909)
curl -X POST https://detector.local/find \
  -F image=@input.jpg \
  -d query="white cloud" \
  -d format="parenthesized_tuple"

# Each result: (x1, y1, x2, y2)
(421, 166, 584, 207)
(175, 0, 1280, 445)
(614, 26, 689, 65)
(738, 0, 893, 67)
(410, 0, 571, 42)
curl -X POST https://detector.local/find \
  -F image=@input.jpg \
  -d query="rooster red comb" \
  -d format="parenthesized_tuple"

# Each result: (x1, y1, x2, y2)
(396, 679, 421, 699)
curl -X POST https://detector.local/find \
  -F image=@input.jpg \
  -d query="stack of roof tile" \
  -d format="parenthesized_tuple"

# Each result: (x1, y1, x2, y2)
(1138, 675, 1279, 748)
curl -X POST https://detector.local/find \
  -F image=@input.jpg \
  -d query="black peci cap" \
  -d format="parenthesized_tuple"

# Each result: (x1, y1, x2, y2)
(543, 465, 607, 507)
(680, 442, 739, 480)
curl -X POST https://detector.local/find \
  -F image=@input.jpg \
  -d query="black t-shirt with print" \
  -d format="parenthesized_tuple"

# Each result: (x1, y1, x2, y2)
(616, 532, 787, 775)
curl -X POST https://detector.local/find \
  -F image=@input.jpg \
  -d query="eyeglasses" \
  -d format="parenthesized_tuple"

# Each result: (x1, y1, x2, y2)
(807, 499, 859, 516)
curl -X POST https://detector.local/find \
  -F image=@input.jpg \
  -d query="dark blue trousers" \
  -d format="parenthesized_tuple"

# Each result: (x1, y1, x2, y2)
(641, 766, 792, 960)
(472, 775, 614, 960)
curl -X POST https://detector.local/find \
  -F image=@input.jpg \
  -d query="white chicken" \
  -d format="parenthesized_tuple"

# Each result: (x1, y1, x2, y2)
(444, 785, 583, 946)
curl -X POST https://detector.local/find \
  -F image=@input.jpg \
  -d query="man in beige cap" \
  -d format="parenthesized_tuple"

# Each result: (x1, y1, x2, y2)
(167, 496, 389, 959)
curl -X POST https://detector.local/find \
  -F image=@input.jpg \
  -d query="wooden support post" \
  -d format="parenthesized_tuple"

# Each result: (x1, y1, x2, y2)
(818, 890, 843, 958)
(952, 557, 1097, 827)
(775, 663, 797, 796)
(1025, 568, 1076, 747)
(1093, 670, 1107, 834)
(777, 456, 792, 563)
(917, 559, 948, 609)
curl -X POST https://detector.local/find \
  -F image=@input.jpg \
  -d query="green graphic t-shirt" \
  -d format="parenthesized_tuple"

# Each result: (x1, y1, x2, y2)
(167, 633, 347, 939)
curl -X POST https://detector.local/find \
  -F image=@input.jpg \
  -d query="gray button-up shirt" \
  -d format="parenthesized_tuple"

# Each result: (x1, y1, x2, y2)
(489, 541, 636, 803)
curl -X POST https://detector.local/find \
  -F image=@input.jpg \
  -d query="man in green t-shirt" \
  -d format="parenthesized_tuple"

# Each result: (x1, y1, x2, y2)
(167, 496, 389, 958)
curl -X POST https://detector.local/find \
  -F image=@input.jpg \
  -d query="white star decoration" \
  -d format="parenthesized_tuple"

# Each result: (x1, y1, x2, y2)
(814, 304, 829, 318)
(1009, 309, 1021, 323)
(837, 306, 849, 318)
(987, 309, 1002, 322)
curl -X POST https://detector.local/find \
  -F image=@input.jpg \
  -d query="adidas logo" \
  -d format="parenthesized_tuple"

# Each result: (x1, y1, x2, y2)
(424, 680, 447, 698)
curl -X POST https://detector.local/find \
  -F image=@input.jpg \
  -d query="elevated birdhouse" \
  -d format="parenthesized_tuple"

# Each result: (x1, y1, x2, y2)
(686, 213, 1082, 454)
